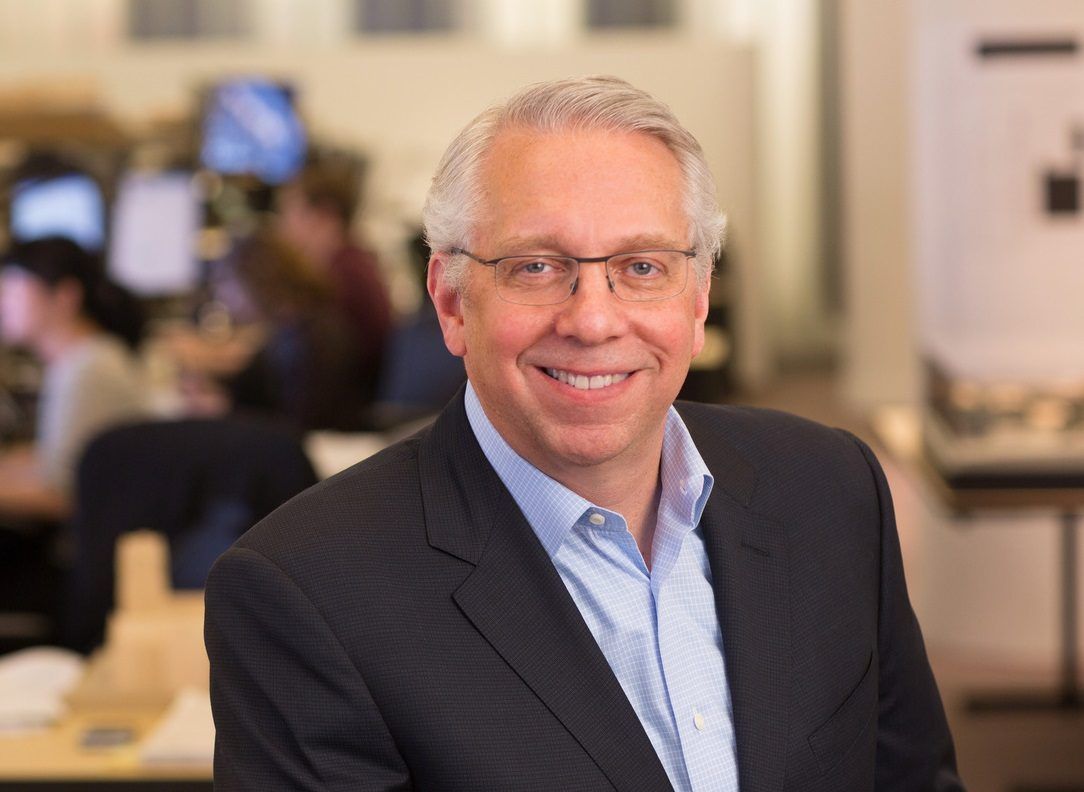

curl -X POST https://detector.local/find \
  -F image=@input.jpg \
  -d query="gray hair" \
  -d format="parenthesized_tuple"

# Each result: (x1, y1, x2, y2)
(423, 75, 726, 291)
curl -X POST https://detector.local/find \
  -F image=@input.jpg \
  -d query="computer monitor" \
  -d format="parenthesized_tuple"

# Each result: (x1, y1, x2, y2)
(108, 171, 201, 297)
(200, 77, 307, 185)
(10, 173, 106, 251)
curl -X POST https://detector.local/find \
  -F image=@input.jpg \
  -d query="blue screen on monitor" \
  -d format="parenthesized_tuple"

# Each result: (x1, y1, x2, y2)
(10, 174, 106, 251)
(200, 78, 307, 185)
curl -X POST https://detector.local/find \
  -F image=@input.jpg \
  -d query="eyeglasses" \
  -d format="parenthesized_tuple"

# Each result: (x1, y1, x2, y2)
(450, 247, 696, 306)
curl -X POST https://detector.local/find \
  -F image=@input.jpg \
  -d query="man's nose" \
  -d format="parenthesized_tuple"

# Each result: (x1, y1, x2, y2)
(553, 262, 628, 343)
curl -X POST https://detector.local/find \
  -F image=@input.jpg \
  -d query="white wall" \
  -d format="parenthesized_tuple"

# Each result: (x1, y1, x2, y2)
(753, 0, 829, 364)
(839, 0, 921, 409)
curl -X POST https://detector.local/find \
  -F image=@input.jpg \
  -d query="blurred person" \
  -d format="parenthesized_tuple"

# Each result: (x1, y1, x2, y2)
(185, 228, 368, 432)
(207, 77, 964, 790)
(371, 230, 466, 426)
(0, 237, 146, 521)
(276, 162, 392, 401)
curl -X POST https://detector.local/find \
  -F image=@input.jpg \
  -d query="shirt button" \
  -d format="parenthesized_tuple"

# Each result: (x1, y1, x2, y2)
(680, 483, 688, 494)
(693, 712, 706, 731)
(588, 512, 605, 526)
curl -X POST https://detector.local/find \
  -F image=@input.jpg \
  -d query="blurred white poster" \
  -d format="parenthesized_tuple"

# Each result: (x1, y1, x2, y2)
(109, 172, 201, 297)
(916, 2, 1084, 382)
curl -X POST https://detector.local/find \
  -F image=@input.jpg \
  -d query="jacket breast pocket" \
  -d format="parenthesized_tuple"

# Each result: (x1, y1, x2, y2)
(806, 649, 876, 774)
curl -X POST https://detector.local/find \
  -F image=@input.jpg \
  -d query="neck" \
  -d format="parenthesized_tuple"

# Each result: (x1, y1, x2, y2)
(545, 441, 665, 567)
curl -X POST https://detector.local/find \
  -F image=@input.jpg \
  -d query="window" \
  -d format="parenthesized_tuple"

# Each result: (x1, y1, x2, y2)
(586, 0, 675, 30)
(355, 0, 456, 35)
(128, 0, 251, 40)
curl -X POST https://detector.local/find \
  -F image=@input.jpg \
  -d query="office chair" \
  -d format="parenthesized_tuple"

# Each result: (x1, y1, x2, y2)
(63, 416, 318, 653)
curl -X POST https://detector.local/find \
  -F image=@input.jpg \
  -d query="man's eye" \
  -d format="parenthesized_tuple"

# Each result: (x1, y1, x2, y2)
(506, 258, 565, 277)
(623, 259, 663, 277)
(522, 260, 551, 274)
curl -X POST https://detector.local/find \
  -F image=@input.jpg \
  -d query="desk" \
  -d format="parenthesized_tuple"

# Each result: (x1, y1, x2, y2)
(0, 705, 211, 791)
(875, 408, 1084, 792)
(912, 451, 1084, 713)
(876, 406, 1084, 711)
(936, 481, 1079, 715)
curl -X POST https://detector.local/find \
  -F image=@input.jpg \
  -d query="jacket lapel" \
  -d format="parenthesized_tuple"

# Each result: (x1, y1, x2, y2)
(419, 394, 674, 792)
(701, 494, 789, 792)
(682, 405, 790, 792)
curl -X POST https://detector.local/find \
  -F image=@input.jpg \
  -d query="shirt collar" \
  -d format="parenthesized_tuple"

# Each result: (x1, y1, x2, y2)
(464, 382, 714, 559)
(660, 406, 715, 533)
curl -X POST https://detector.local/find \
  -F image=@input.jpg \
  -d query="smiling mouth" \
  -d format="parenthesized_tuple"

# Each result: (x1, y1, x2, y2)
(544, 368, 631, 390)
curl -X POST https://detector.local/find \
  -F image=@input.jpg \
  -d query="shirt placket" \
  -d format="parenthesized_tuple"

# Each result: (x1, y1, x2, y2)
(651, 499, 736, 792)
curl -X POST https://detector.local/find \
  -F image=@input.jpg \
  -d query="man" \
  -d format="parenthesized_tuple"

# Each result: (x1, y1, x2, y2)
(206, 76, 965, 791)
(276, 163, 392, 401)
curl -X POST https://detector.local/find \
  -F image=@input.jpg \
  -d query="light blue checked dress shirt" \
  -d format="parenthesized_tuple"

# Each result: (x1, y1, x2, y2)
(464, 384, 739, 792)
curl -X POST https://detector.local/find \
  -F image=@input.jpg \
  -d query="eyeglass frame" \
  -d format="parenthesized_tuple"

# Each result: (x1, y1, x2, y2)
(448, 246, 698, 305)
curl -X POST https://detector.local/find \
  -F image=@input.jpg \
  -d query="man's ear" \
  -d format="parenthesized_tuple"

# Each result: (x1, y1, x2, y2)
(427, 254, 467, 358)
(691, 274, 710, 359)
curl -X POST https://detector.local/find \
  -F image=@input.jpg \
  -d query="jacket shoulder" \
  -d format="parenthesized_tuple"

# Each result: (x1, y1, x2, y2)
(678, 401, 861, 458)
(676, 401, 878, 511)
(232, 428, 428, 564)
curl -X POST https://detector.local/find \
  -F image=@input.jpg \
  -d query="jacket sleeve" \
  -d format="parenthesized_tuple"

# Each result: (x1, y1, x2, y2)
(205, 545, 411, 791)
(847, 435, 967, 791)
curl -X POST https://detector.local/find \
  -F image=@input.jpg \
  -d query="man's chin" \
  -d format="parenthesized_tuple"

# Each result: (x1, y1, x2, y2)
(530, 426, 641, 471)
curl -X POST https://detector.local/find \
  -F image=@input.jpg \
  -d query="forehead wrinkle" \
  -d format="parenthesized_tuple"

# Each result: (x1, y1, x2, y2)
(491, 231, 691, 257)
(490, 234, 565, 255)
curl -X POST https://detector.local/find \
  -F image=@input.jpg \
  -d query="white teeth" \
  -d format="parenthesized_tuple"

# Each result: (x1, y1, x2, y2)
(545, 368, 629, 390)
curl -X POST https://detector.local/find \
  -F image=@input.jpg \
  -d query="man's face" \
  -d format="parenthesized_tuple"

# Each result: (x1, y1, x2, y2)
(429, 127, 709, 482)
(275, 187, 316, 247)
(0, 269, 55, 345)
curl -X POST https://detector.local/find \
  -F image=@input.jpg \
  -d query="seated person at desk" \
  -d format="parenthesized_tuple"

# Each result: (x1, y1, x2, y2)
(276, 163, 392, 401)
(0, 237, 147, 521)
(181, 229, 368, 432)
(372, 231, 466, 424)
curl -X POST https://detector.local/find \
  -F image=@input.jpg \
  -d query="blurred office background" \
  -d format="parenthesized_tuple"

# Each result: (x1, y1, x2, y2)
(1, 0, 1083, 789)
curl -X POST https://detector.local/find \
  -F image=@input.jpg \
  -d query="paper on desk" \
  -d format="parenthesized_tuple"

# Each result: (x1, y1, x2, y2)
(0, 646, 85, 733)
(139, 687, 214, 765)
(305, 430, 387, 479)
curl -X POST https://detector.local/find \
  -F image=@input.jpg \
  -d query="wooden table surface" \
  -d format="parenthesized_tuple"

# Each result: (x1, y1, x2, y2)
(0, 705, 210, 782)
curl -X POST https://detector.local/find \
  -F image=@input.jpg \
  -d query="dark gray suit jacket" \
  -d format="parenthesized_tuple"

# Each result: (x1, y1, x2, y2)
(205, 392, 965, 791)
